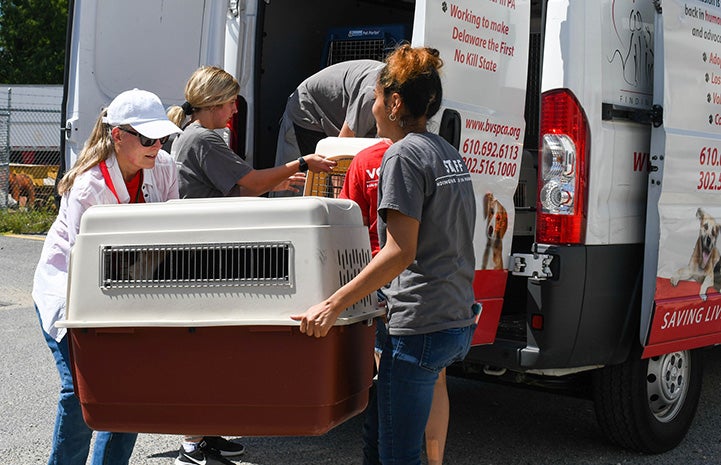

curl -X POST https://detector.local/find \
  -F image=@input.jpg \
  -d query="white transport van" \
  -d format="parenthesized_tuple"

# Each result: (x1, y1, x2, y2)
(61, 0, 721, 453)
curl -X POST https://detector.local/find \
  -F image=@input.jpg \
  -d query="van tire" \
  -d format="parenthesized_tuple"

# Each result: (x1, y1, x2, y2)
(591, 347, 703, 453)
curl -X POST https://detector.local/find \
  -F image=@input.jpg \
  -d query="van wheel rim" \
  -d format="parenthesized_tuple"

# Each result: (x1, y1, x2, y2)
(646, 351, 689, 423)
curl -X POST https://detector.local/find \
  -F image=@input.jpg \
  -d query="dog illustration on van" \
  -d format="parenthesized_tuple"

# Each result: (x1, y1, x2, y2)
(481, 192, 508, 270)
(670, 208, 721, 300)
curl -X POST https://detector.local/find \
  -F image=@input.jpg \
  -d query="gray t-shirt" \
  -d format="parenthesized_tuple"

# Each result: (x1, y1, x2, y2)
(286, 59, 384, 137)
(173, 122, 252, 198)
(378, 132, 477, 335)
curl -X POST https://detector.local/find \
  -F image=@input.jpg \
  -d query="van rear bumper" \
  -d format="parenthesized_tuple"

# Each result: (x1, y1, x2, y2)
(464, 243, 644, 372)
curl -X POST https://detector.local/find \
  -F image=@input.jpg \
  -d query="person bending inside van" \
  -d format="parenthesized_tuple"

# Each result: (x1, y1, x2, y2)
(273, 59, 385, 195)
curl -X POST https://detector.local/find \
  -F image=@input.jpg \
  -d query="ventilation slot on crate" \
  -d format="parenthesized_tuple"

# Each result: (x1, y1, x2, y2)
(304, 155, 355, 198)
(337, 247, 373, 309)
(101, 242, 292, 289)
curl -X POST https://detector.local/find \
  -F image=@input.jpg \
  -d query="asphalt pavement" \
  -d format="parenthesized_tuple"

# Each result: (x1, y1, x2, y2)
(2, 233, 721, 465)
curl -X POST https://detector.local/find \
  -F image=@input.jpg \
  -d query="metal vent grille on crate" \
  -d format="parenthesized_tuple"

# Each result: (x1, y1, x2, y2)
(304, 155, 354, 198)
(303, 137, 382, 199)
(101, 242, 291, 289)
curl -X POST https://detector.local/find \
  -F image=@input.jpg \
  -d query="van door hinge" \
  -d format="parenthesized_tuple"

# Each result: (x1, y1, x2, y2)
(511, 253, 553, 280)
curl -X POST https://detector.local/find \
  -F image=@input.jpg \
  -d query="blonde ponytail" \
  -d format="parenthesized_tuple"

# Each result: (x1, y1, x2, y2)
(57, 110, 114, 195)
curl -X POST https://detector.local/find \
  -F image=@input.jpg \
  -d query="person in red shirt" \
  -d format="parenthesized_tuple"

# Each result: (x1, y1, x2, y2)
(339, 138, 391, 257)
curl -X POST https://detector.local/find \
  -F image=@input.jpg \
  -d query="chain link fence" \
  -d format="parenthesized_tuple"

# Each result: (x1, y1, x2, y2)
(0, 87, 62, 213)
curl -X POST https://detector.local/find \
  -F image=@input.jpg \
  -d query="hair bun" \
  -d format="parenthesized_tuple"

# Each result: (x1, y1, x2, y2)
(181, 101, 194, 115)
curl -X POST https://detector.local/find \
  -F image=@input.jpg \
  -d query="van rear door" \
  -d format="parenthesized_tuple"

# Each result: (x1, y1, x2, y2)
(642, 1, 721, 357)
(412, 0, 530, 344)
(62, 0, 233, 169)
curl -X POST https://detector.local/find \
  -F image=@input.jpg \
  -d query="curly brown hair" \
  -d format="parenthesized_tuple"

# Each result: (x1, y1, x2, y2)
(378, 44, 444, 121)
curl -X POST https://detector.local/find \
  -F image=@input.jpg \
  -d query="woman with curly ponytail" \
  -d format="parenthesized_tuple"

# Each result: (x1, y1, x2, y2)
(293, 45, 477, 465)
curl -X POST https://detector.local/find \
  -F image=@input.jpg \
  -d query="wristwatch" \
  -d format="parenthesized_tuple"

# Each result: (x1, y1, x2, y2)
(297, 156, 309, 172)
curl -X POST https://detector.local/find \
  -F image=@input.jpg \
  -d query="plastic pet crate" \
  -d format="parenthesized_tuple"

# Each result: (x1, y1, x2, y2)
(321, 24, 407, 67)
(59, 196, 383, 436)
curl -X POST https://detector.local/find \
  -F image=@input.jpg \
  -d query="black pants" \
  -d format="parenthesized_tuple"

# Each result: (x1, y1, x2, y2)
(293, 123, 326, 156)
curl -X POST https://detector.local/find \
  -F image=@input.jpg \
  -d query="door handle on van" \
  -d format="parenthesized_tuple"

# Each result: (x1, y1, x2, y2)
(64, 117, 79, 142)
(64, 120, 72, 140)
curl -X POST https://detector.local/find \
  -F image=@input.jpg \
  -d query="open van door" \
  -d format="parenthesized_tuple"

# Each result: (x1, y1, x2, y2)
(412, 0, 531, 344)
(62, 0, 251, 171)
(642, 0, 721, 358)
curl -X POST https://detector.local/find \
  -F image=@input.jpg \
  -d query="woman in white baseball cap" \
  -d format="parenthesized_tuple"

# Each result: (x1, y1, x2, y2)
(32, 88, 181, 465)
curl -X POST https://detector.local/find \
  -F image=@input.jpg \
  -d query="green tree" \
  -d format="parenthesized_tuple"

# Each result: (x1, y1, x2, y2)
(0, 0, 68, 84)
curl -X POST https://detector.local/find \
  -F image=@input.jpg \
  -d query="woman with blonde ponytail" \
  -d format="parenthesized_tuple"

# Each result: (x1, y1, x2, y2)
(170, 66, 336, 199)
(32, 89, 181, 465)
(57, 110, 113, 195)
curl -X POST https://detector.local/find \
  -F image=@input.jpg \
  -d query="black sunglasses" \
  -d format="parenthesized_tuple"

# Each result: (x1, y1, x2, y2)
(118, 127, 170, 147)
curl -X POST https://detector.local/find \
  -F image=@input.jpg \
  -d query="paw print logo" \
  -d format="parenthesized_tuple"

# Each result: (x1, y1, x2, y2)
(442, 2, 447, 12)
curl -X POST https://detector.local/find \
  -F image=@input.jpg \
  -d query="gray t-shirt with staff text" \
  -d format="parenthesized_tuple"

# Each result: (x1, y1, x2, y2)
(378, 132, 477, 335)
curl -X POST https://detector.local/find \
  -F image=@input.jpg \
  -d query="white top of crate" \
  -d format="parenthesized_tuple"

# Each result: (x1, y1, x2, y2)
(60, 197, 383, 328)
(78, 196, 364, 234)
(315, 136, 379, 156)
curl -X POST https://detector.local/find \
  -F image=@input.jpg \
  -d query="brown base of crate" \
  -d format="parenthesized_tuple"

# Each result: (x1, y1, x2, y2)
(69, 323, 375, 436)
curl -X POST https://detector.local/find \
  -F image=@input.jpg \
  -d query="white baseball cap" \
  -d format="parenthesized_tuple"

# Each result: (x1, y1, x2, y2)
(103, 88, 182, 138)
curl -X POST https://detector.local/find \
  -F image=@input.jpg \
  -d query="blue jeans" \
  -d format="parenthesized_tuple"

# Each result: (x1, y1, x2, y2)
(37, 307, 137, 465)
(362, 325, 475, 465)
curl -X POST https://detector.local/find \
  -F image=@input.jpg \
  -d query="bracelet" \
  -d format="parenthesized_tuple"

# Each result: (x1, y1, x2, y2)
(297, 156, 309, 172)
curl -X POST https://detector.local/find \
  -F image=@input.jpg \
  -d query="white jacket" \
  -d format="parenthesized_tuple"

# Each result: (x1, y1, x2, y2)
(32, 150, 178, 342)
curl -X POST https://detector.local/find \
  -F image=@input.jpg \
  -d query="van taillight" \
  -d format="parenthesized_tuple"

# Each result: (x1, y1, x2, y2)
(536, 89, 589, 244)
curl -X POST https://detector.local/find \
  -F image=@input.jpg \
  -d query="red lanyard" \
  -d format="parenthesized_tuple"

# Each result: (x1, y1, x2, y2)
(99, 160, 143, 203)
